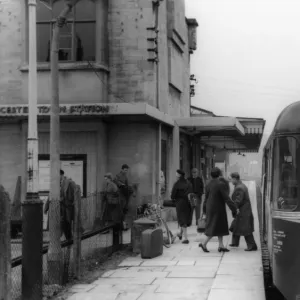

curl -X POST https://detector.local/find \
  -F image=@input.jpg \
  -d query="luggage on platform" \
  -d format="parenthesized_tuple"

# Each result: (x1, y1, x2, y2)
(141, 228, 163, 259)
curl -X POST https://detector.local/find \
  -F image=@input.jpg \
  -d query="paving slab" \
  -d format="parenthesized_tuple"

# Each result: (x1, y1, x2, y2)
(212, 274, 264, 290)
(153, 278, 213, 293)
(106, 270, 169, 278)
(164, 266, 218, 272)
(140, 260, 178, 266)
(67, 292, 119, 300)
(90, 284, 159, 293)
(139, 292, 209, 300)
(167, 270, 216, 278)
(208, 289, 265, 300)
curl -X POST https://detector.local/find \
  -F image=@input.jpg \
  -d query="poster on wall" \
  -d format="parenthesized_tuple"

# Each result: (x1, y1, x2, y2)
(39, 160, 84, 196)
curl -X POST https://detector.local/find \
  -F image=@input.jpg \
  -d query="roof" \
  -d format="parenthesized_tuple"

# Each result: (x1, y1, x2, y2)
(189, 106, 266, 151)
(274, 101, 300, 134)
(175, 116, 245, 136)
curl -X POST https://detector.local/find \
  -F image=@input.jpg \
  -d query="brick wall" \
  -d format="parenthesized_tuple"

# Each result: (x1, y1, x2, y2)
(108, 0, 192, 117)
(108, 0, 156, 105)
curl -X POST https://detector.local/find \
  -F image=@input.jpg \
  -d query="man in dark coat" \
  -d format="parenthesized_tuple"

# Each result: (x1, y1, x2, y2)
(114, 164, 133, 214)
(44, 170, 77, 240)
(199, 167, 238, 253)
(229, 172, 258, 251)
(188, 168, 204, 226)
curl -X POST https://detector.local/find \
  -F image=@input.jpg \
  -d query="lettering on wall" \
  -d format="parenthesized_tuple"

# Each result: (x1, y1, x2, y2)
(0, 104, 111, 116)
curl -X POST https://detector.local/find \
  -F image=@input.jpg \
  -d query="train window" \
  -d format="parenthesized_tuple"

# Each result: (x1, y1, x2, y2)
(273, 136, 299, 211)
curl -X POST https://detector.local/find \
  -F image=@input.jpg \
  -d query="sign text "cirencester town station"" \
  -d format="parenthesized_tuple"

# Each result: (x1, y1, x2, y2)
(0, 104, 112, 116)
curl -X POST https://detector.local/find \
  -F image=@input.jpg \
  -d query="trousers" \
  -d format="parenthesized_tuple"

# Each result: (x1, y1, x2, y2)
(231, 233, 257, 249)
(192, 195, 202, 225)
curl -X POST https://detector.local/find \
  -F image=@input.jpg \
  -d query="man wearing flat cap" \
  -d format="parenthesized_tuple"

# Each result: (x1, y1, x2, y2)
(229, 172, 257, 251)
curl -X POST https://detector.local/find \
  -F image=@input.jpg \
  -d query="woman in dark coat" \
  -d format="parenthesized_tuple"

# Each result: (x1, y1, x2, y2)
(171, 169, 193, 244)
(199, 167, 237, 253)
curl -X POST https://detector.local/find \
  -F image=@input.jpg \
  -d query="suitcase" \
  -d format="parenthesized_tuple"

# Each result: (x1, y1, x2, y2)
(141, 228, 163, 259)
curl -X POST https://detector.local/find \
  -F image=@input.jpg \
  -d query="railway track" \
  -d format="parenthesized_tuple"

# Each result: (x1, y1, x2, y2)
(256, 183, 285, 300)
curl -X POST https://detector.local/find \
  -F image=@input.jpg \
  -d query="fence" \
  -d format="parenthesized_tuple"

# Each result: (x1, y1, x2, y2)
(7, 186, 122, 300)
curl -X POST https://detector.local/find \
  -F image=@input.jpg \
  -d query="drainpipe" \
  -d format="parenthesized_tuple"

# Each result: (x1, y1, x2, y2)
(156, 123, 162, 205)
(153, 1, 162, 202)
(153, 0, 161, 110)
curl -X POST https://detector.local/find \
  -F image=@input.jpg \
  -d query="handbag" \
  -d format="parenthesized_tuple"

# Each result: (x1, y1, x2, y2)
(188, 194, 197, 208)
(197, 216, 206, 233)
(229, 218, 237, 232)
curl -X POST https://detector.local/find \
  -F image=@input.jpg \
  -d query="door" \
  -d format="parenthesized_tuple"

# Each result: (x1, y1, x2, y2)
(61, 160, 84, 195)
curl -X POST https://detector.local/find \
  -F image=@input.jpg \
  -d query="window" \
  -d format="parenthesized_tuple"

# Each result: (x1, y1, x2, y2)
(36, 0, 96, 62)
(273, 137, 299, 211)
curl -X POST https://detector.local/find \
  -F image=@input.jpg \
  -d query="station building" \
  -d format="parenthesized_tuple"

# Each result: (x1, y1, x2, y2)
(0, 0, 265, 225)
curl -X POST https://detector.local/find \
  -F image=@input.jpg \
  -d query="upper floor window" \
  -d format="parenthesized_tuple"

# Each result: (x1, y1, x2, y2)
(273, 136, 299, 211)
(36, 0, 96, 63)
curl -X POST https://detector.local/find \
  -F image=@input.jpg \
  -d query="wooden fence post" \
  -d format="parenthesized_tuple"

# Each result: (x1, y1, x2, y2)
(0, 185, 11, 300)
(73, 185, 82, 279)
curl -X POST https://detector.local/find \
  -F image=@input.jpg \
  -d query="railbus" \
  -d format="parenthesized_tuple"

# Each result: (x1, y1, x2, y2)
(262, 101, 300, 300)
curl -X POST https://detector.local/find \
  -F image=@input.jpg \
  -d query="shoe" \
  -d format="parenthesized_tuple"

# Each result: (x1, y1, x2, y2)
(182, 240, 189, 244)
(177, 233, 182, 240)
(199, 243, 209, 252)
(218, 247, 230, 252)
(245, 247, 258, 251)
(229, 244, 239, 247)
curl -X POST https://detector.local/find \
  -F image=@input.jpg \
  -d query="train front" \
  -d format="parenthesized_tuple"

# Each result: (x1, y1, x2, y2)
(271, 101, 300, 300)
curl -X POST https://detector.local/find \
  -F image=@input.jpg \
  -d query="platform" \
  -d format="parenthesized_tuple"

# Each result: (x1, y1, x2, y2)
(64, 181, 266, 300)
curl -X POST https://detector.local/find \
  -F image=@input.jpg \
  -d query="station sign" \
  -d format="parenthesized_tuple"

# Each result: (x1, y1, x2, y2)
(0, 104, 115, 117)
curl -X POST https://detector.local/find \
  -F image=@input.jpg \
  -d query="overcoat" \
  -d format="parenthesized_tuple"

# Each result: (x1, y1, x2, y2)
(171, 178, 193, 227)
(203, 178, 237, 236)
(187, 176, 204, 196)
(103, 181, 122, 223)
(231, 182, 254, 236)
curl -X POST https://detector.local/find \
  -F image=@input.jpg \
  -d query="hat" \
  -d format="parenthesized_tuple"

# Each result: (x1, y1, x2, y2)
(60, 169, 65, 175)
(230, 172, 240, 180)
(176, 169, 185, 177)
(122, 164, 129, 170)
(211, 167, 221, 178)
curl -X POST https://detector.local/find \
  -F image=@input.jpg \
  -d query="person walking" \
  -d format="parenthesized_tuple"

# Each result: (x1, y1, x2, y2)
(171, 169, 193, 244)
(229, 172, 258, 251)
(199, 167, 238, 253)
(188, 168, 204, 226)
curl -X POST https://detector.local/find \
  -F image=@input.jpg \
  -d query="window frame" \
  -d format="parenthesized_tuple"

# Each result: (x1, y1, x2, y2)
(36, 0, 96, 63)
(272, 135, 299, 212)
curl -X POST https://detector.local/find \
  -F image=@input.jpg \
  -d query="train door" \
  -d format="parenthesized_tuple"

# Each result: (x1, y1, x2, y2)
(262, 151, 268, 242)
(266, 141, 274, 260)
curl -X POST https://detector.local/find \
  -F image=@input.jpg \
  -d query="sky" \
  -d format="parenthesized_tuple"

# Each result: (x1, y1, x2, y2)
(185, 0, 300, 137)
